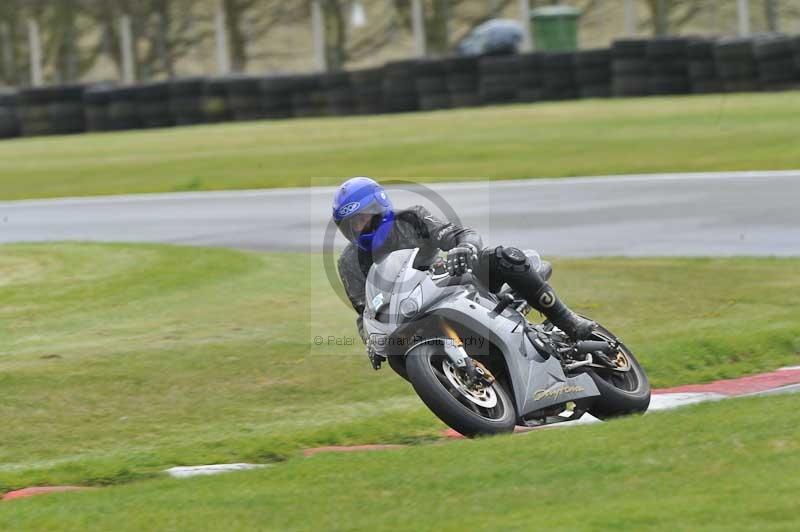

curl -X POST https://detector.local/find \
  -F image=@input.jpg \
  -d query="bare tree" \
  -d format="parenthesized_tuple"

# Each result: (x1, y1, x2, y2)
(765, 0, 779, 32)
(0, 0, 22, 85)
(79, 0, 205, 81)
(220, 0, 308, 73)
(642, 0, 705, 36)
(322, 0, 348, 70)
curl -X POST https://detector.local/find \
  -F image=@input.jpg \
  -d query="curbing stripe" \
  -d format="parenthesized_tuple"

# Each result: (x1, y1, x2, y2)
(2, 486, 94, 501)
(653, 368, 800, 396)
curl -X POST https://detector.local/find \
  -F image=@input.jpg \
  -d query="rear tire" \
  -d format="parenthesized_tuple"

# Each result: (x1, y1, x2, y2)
(577, 324, 650, 419)
(406, 342, 516, 437)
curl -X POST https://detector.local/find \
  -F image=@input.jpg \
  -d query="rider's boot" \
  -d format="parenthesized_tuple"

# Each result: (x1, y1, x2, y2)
(490, 246, 595, 341)
(533, 290, 595, 341)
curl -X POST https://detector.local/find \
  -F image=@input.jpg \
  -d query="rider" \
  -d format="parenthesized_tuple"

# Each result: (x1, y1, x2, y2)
(333, 177, 594, 368)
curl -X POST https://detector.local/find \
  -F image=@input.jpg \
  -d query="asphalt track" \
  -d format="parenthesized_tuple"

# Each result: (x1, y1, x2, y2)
(1, 170, 799, 256)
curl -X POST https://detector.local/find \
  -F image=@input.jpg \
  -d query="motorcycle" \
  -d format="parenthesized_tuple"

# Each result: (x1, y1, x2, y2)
(362, 248, 650, 437)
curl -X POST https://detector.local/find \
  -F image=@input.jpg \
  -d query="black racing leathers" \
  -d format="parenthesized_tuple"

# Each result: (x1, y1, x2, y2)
(337, 206, 482, 341)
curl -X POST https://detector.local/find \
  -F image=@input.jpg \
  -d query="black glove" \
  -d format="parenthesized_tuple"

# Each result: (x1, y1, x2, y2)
(446, 244, 478, 276)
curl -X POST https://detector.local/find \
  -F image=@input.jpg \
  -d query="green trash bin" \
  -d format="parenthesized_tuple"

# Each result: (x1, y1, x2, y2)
(530, 5, 581, 51)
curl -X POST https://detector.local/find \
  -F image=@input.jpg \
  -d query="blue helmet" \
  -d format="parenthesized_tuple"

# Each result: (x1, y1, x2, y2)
(332, 177, 394, 252)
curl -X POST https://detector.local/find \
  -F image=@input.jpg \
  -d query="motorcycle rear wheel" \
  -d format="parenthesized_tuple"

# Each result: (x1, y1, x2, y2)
(577, 324, 651, 419)
(406, 342, 516, 437)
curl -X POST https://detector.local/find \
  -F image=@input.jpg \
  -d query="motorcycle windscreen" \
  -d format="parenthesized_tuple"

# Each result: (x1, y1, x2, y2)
(365, 248, 419, 315)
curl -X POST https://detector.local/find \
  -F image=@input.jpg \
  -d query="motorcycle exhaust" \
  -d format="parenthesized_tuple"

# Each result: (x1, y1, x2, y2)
(573, 340, 615, 356)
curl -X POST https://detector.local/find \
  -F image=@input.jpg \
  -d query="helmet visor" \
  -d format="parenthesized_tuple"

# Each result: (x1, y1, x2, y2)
(335, 201, 385, 244)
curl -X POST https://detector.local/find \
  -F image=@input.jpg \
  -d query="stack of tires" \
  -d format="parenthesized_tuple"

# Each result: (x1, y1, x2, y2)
(444, 56, 481, 107)
(516, 53, 545, 102)
(48, 85, 86, 135)
(260, 76, 297, 119)
(18, 85, 86, 136)
(136, 82, 173, 128)
(612, 39, 650, 97)
(83, 84, 114, 132)
(225, 76, 264, 121)
(349, 67, 384, 115)
(479, 55, 519, 104)
(794, 36, 800, 75)
(687, 39, 723, 94)
(0, 89, 19, 139)
(382, 60, 419, 113)
(203, 78, 232, 123)
(647, 38, 690, 95)
(415, 60, 450, 111)
(574, 49, 612, 98)
(323, 71, 357, 116)
(291, 74, 327, 118)
(753, 35, 799, 91)
(714, 38, 759, 92)
(541, 52, 579, 100)
(17, 89, 50, 136)
(108, 86, 141, 131)
(169, 78, 207, 125)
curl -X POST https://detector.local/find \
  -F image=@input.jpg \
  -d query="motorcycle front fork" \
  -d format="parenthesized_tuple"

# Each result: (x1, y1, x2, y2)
(439, 317, 495, 385)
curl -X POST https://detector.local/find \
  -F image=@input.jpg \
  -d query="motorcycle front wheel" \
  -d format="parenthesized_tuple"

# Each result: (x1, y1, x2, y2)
(405, 342, 516, 437)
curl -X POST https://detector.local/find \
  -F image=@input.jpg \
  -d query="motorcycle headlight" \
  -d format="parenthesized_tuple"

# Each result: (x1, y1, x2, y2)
(399, 284, 422, 319)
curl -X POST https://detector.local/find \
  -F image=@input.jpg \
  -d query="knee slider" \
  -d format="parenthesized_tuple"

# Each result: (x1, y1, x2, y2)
(494, 246, 530, 273)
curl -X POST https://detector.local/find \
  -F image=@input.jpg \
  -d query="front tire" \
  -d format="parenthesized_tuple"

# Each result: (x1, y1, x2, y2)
(405, 342, 516, 437)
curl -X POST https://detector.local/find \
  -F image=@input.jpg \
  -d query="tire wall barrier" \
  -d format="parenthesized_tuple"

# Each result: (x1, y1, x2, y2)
(0, 88, 20, 139)
(2, 34, 799, 140)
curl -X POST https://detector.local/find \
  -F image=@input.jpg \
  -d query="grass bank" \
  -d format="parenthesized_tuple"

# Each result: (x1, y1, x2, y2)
(0, 92, 798, 200)
(0, 243, 797, 491)
(2, 394, 798, 531)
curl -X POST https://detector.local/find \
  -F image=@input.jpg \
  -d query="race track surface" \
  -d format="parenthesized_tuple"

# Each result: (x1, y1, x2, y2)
(2, 171, 799, 256)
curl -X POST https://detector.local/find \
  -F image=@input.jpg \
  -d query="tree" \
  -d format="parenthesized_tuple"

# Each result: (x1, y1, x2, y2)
(322, 0, 348, 70)
(642, 0, 705, 36)
(220, 0, 307, 73)
(764, 0, 779, 32)
(0, 0, 22, 85)
(78, 0, 205, 81)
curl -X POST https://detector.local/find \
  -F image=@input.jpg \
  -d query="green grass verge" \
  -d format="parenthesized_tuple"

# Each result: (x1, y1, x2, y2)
(0, 92, 799, 200)
(2, 394, 798, 531)
(0, 243, 798, 493)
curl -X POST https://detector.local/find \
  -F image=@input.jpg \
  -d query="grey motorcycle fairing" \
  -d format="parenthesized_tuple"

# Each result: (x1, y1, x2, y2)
(362, 248, 599, 420)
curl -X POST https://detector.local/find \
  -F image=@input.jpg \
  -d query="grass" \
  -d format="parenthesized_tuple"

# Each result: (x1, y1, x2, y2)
(0, 243, 798, 494)
(0, 92, 798, 200)
(2, 394, 799, 531)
